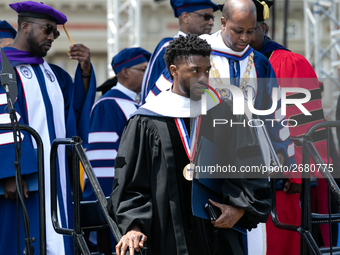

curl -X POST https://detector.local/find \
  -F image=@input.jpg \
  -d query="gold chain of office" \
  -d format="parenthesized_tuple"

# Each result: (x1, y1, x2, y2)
(209, 52, 254, 98)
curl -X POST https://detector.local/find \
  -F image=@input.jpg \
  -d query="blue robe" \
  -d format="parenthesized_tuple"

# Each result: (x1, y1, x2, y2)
(0, 48, 96, 254)
(83, 84, 138, 201)
(140, 37, 173, 104)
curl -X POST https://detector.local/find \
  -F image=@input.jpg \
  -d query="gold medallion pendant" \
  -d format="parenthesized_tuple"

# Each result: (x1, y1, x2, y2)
(183, 163, 195, 181)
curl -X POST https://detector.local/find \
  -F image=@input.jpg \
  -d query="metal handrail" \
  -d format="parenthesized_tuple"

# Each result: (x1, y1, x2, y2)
(50, 137, 90, 255)
(270, 120, 340, 255)
(0, 124, 46, 255)
(304, 122, 340, 204)
(50, 136, 142, 255)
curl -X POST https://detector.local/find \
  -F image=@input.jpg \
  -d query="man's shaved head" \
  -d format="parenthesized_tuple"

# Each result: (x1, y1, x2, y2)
(222, 0, 256, 21)
(220, 0, 257, 52)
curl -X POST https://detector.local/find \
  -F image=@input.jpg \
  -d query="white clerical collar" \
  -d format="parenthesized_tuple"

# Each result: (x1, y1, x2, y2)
(200, 30, 250, 56)
(140, 90, 216, 118)
(174, 30, 187, 38)
(114, 82, 139, 102)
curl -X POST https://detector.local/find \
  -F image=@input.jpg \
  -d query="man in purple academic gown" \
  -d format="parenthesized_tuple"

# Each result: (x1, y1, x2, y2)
(0, 1, 96, 254)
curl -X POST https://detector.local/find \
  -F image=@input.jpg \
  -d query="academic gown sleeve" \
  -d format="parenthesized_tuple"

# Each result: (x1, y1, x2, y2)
(269, 50, 327, 181)
(205, 100, 272, 229)
(140, 37, 172, 104)
(107, 115, 159, 237)
(50, 63, 96, 146)
(83, 97, 127, 199)
(221, 178, 271, 229)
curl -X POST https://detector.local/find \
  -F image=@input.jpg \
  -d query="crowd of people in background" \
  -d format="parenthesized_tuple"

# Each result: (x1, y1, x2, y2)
(0, 0, 339, 254)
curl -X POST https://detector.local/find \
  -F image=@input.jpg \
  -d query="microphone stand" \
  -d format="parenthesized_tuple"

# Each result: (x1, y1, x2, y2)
(0, 48, 34, 255)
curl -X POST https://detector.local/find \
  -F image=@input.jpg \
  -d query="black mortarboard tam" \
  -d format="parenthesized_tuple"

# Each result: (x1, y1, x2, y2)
(252, 0, 273, 21)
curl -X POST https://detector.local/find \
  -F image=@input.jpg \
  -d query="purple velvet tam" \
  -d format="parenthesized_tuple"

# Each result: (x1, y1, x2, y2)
(9, 1, 67, 25)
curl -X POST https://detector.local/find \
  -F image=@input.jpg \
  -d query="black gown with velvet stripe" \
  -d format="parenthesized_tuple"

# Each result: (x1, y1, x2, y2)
(107, 99, 272, 255)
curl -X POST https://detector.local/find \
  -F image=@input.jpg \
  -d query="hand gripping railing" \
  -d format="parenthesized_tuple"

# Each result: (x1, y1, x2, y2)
(270, 121, 340, 255)
(50, 136, 143, 255)
(0, 124, 46, 255)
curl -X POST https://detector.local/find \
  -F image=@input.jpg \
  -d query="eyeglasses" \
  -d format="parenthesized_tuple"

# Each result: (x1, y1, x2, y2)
(27, 21, 60, 39)
(129, 67, 147, 73)
(254, 24, 263, 32)
(191, 12, 215, 21)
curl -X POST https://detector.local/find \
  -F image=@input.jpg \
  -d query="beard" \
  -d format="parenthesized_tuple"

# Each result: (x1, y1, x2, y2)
(178, 76, 191, 98)
(27, 30, 48, 58)
(178, 76, 204, 101)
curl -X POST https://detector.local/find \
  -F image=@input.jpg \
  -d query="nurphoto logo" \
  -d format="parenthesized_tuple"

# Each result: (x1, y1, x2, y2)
(201, 82, 311, 116)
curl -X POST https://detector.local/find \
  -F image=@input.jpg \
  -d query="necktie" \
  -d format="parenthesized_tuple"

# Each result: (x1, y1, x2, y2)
(229, 59, 240, 87)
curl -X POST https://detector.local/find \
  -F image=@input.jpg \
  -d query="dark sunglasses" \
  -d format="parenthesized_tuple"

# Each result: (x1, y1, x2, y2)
(191, 11, 215, 21)
(27, 21, 60, 39)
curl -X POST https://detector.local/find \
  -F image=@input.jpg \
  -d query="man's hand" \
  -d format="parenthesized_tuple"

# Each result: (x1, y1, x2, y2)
(283, 179, 302, 194)
(4, 177, 29, 199)
(209, 199, 245, 229)
(68, 44, 91, 74)
(116, 224, 147, 255)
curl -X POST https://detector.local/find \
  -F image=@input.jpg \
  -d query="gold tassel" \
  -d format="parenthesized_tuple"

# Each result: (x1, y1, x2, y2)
(63, 24, 74, 45)
(259, 1, 270, 20)
(63, 24, 74, 56)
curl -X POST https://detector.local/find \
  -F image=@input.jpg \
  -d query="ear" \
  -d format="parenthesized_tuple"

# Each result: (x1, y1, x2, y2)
(262, 23, 267, 34)
(221, 17, 226, 30)
(21, 21, 30, 34)
(181, 12, 190, 24)
(121, 68, 129, 79)
(169, 64, 177, 79)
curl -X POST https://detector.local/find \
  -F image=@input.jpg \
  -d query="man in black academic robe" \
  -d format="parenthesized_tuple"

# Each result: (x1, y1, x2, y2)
(107, 34, 271, 255)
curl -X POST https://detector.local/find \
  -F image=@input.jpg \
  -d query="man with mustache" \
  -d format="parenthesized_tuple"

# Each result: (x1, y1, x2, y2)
(140, 0, 219, 104)
(0, 1, 96, 254)
(107, 34, 271, 255)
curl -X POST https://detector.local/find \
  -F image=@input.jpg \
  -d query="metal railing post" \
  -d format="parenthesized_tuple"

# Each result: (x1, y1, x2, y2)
(0, 124, 46, 255)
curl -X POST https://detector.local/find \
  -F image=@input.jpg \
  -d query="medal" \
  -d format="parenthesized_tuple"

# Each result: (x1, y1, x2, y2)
(183, 163, 195, 181)
(175, 117, 201, 181)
